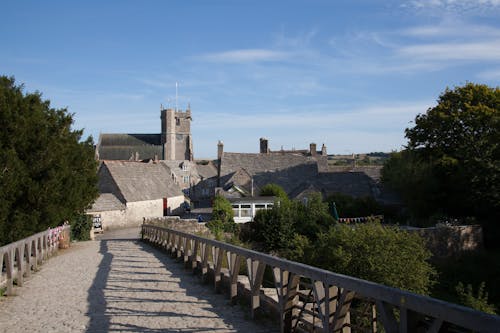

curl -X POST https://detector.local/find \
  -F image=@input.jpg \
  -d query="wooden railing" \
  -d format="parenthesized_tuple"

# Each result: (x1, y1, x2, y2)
(0, 225, 71, 295)
(142, 224, 500, 333)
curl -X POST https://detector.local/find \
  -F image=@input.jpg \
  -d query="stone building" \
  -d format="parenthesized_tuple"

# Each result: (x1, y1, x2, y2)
(215, 138, 394, 204)
(87, 160, 185, 230)
(95, 107, 193, 161)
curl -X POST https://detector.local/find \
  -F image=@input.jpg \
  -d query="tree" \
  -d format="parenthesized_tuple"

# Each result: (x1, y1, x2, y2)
(252, 186, 334, 255)
(383, 83, 499, 225)
(326, 192, 383, 219)
(0, 76, 98, 245)
(312, 222, 436, 295)
(259, 183, 289, 201)
(252, 198, 296, 252)
(207, 195, 236, 234)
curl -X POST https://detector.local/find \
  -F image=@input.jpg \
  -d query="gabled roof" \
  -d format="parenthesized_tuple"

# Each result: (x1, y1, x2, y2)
(88, 193, 125, 212)
(100, 161, 184, 202)
(97, 134, 162, 160)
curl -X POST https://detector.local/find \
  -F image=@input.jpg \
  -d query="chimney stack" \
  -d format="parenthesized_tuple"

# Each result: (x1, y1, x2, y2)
(321, 144, 327, 156)
(310, 143, 317, 156)
(260, 138, 269, 154)
(217, 140, 224, 187)
(217, 140, 224, 160)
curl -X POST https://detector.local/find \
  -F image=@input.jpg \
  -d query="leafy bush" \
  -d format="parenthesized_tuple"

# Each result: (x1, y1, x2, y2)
(456, 282, 496, 314)
(208, 196, 237, 236)
(70, 214, 92, 241)
(312, 222, 436, 295)
(259, 183, 289, 201)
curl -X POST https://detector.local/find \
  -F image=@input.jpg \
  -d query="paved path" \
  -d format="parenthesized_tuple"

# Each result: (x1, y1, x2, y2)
(0, 228, 276, 332)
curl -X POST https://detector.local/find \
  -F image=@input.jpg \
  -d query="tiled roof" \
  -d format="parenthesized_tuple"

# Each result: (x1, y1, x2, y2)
(88, 193, 125, 212)
(220, 153, 321, 194)
(195, 162, 218, 179)
(100, 161, 184, 202)
(97, 134, 162, 160)
(221, 152, 323, 177)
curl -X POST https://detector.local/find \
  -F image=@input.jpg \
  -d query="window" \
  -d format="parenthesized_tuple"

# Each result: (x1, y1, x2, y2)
(182, 163, 188, 171)
(255, 204, 266, 213)
(176, 117, 180, 126)
(240, 204, 251, 217)
(232, 204, 239, 217)
(183, 175, 190, 184)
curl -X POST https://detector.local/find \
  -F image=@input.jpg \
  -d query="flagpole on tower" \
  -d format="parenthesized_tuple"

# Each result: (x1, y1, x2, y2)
(175, 82, 178, 111)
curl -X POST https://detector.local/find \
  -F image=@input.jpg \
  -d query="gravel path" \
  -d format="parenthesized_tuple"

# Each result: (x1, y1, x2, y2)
(0, 228, 276, 332)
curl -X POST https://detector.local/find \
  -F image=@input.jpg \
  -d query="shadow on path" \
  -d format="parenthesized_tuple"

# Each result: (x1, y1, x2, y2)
(86, 228, 276, 332)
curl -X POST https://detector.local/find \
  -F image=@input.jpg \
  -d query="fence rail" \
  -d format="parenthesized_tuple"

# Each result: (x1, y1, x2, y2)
(142, 224, 500, 333)
(0, 225, 70, 295)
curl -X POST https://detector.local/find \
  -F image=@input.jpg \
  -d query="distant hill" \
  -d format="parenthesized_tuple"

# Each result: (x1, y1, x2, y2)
(328, 152, 390, 166)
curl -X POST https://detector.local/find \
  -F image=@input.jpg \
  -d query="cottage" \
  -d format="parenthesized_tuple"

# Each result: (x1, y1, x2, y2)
(87, 160, 185, 230)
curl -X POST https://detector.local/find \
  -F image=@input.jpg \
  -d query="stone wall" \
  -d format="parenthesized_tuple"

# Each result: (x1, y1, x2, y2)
(143, 216, 210, 236)
(408, 225, 484, 257)
(126, 199, 163, 226)
(88, 209, 127, 231)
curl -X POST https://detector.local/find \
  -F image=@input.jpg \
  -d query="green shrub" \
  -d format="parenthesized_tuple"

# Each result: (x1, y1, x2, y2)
(312, 222, 436, 295)
(456, 282, 496, 314)
(70, 214, 92, 241)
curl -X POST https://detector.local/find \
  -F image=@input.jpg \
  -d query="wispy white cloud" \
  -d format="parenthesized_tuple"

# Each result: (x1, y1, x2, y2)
(404, 0, 500, 12)
(195, 49, 290, 63)
(403, 23, 500, 38)
(398, 40, 500, 61)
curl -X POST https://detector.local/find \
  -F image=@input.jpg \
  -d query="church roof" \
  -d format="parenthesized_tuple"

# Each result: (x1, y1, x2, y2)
(99, 161, 184, 202)
(97, 134, 162, 160)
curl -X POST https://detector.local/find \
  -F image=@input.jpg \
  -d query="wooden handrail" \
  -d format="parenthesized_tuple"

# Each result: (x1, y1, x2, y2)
(0, 225, 71, 295)
(142, 224, 500, 333)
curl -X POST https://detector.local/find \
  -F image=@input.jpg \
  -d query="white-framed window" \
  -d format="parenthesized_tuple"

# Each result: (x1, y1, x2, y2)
(240, 204, 251, 217)
(183, 175, 190, 184)
(182, 163, 188, 171)
(232, 204, 239, 217)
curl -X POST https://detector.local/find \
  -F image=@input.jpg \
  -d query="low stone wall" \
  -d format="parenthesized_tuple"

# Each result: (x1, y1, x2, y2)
(143, 216, 210, 236)
(408, 225, 484, 257)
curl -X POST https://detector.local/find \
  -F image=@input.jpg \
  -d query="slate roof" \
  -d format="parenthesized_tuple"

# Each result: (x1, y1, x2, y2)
(100, 161, 184, 203)
(97, 134, 163, 160)
(88, 193, 125, 212)
(195, 162, 218, 179)
(220, 152, 324, 176)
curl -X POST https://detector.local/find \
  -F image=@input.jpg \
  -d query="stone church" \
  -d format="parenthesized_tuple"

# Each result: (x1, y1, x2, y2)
(96, 107, 193, 161)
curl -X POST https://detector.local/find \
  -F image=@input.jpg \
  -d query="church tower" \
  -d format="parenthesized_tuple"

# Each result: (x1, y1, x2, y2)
(161, 106, 193, 161)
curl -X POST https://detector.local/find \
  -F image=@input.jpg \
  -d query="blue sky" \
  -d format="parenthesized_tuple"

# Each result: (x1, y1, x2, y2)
(2, 0, 499, 158)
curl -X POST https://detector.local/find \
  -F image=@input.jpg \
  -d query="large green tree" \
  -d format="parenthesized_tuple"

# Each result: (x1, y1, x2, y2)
(383, 83, 499, 223)
(0, 76, 98, 245)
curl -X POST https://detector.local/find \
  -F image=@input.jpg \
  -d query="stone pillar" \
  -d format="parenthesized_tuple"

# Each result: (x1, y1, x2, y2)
(322, 143, 327, 156)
